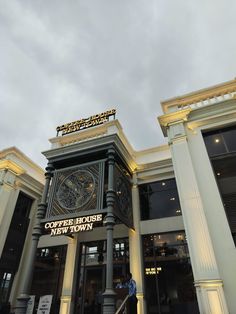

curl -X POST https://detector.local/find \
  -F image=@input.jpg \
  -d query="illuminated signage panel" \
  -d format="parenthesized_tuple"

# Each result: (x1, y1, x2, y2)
(145, 267, 162, 275)
(44, 214, 103, 237)
(56, 109, 116, 135)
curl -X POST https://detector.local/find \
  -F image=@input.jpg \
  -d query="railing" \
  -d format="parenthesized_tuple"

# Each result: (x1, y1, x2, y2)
(115, 294, 129, 314)
(161, 78, 236, 113)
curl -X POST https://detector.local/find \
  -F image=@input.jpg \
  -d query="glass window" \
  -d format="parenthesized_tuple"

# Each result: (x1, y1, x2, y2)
(203, 125, 236, 244)
(139, 179, 181, 220)
(0, 272, 13, 304)
(222, 126, 236, 152)
(203, 125, 236, 157)
(203, 131, 227, 156)
(0, 192, 33, 307)
(143, 232, 199, 314)
(212, 156, 236, 241)
(30, 246, 67, 314)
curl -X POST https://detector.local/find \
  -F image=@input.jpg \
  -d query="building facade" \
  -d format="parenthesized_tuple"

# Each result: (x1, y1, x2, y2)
(1, 79, 236, 314)
(0, 147, 44, 308)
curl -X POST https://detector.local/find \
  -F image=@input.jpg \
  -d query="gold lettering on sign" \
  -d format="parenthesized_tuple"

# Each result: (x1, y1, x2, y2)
(56, 109, 116, 135)
(44, 214, 103, 237)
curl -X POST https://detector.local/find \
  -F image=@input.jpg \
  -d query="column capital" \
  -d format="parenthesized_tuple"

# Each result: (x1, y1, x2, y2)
(45, 162, 54, 179)
(0, 160, 25, 176)
(158, 108, 192, 137)
(194, 279, 224, 288)
(107, 147, 116, 157)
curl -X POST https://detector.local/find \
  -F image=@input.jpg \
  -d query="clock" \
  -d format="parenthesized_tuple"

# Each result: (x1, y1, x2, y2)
(56, 170, 95, 210)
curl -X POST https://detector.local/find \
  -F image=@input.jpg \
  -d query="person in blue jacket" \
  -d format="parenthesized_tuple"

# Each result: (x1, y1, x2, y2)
(126, 273, 138, 314)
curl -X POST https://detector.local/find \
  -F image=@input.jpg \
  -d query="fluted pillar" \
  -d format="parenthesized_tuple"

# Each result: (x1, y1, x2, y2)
(167, 119, 228, 314)
(103, 149, 116, 314)
(129, 173, 147, 314)
(15, 162, 54, 314)
(59, 236, 78, 314)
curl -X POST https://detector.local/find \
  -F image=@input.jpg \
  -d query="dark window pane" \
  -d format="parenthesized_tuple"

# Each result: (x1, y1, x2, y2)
(143, 232, 199, 314)
(0, 193, 33, 272)
(31, 246, 67, 314)
(203, 132, 227, 156)
(222, 127, 236, 152)
(139, 184, 148, 194)
(149, 180, 176, 192)
(140, 192, 150, 220)
(204, 126, 236, 245)
(212, 157, 236, 234)
(139, 179, 181, 220)
(149, 190, 181, 219)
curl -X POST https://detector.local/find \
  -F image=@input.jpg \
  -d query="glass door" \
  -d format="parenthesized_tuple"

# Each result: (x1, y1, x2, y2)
(75, 239, 129, 314)
(82, 266, 104, 314)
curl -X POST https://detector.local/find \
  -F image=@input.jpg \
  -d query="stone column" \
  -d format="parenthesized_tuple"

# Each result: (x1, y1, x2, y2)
(129, 173, 147, 314)
(103, 148, 116, 314)
(0, 160, 25, 256)
(167, 118, 228, 314)
(15, 162, 54, 314)
(59, 236, 78, 314)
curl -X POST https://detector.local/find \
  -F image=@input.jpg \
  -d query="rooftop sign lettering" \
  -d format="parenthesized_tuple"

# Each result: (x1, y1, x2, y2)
(56, 109, 116, 136)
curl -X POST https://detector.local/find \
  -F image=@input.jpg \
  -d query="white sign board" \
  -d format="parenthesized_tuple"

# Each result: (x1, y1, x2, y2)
(37, 295, 53, 314)
(26, 295, 35, 314)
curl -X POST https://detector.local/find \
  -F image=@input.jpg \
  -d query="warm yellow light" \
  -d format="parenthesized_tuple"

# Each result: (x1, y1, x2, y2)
(0, 160, 25, 175)
(145, 267, 162, 275)
(177, 234, 184, 241)
(215, 138, 220, 143)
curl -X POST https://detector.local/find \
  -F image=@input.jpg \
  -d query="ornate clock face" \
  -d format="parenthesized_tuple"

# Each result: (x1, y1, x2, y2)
(116, 177, 131, 217)
(56, 170, 95, 210)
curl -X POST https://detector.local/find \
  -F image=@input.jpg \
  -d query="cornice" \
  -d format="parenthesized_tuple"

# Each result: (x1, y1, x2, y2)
(161, 78, 236, 113)
(0, 146, 44, 176)
(0, 160, 25, 175)
(43, 133, 137, 173)
(15, 174, 44, 197)
(158, 108, 192, 136)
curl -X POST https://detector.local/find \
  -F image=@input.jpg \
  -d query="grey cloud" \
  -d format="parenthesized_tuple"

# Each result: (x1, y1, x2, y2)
(1, 0, 236, 167)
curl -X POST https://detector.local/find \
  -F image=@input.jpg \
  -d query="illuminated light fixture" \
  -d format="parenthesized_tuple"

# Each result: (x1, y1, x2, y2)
(170, 197, 175, 201)
(158, 235, 161, 239)
(176, 209, 181, 214)
(145, 267, 162, 275)
(177, 234, 184, 241)
(217, 172, 221, 176)
(215, 138, 220, 143)
(161, 182, 166, 186)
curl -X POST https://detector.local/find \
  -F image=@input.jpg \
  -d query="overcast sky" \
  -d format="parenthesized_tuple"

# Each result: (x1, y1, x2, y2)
(1, 0, 236, 168)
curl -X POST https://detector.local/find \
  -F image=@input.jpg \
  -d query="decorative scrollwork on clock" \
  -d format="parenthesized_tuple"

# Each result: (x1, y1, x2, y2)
(56, 170, 95, 210)
(116, 176, 132, 217)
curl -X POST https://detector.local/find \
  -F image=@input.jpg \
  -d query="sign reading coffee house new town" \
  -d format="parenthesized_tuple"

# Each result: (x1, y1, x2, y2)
(44, 214, 103, 236)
